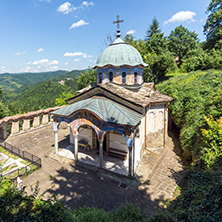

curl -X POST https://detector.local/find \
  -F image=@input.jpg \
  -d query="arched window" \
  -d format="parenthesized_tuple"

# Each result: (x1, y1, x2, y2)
(122, 72, 126, 84)
(99, 72, 102, 83)
(134, 72, 138, 84)
(109, 72, 113, 82)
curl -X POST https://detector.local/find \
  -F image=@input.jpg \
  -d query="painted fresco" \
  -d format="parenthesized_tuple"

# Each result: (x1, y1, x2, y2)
(56, 110, 134, 146)
(97, 66, 143, 85)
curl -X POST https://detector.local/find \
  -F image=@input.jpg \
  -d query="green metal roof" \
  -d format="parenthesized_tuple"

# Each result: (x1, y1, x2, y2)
(51, 97, 142, 126)
(94, 37, 148, 68)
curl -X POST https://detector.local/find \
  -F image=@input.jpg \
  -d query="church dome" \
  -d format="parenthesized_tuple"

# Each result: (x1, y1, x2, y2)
(94, 37, 148, 68)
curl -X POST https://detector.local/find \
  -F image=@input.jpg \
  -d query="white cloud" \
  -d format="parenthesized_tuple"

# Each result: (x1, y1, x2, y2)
(37, 48, 45, 53)
(64, 52, 92, 58)
(164, 11, 196, 25)
(82, 1, 94, 7)
(28, 59, 59, 66)
(57, 2, 77, 14)
(18, 66, 32, 73)
(1, 66, 6, 69)
(74, 59, 80, 62)
(48, 66, 58, 71)
(126, 29, 136, 35)
(13, 51, 26, 56)
(64, 52, 85, 57)
(69, 20, 89, 29)
(63, 62, 69, 66)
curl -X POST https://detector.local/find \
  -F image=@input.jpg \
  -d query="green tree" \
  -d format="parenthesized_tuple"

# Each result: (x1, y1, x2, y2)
(55, 90, 76, 106)
(168, 25, 199, 66)
(143, 51, 176, 83)
(204, 0, 222, 50)
(0, 87, 2, 99)
(144, 17, 161, 41)
(146, 32, 169, 55)
(77, 68, 97, 90)
(201, 116, 222, 168)
(124, 35, 146, 57)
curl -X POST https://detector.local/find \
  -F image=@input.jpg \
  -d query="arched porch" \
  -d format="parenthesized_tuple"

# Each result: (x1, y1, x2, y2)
(51, 98, 142, 177)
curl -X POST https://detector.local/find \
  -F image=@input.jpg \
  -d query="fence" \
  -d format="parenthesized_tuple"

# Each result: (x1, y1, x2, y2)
(2, 163, 38, 184)
(0, 141, 41, 167)
(0, 141, 42, 183)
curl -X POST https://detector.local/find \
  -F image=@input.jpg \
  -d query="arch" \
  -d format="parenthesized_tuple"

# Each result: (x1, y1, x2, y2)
(147, 112, 155, 133)
(103, 128, 132, 147)
(157, 111, 164, 131)
(122, 71, 126, 84)
(108, 72, 113, 82)
(134, 72, 138, 84)
(70, 118, 105, 141)
(58, 121, 69, 130)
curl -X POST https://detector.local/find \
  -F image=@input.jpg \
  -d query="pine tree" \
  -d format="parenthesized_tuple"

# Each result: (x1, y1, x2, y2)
(144, 17, 161, 41)
(204, 0, 222, 50)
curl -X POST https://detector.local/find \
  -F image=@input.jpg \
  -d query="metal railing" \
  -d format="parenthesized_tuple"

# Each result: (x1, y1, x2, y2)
(0, 141, 42, 183)
(0, 141, 41, 167)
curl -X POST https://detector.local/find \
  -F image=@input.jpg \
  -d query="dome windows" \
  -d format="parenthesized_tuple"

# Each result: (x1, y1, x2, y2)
(99, 72, 102, 83)
(122, 72, 126, 84)
(109, 72, 113, 82)
(134, 72, 138, 84)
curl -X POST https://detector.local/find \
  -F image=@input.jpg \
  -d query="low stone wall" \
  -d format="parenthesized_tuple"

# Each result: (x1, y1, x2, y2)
(0, 106, 64, 140)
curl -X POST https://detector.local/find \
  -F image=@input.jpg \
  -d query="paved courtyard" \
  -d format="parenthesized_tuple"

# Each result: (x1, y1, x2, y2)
(5, 124, 183, 216)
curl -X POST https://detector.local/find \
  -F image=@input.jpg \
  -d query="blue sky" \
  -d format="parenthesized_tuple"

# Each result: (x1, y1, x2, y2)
(0, 0, 211, 74)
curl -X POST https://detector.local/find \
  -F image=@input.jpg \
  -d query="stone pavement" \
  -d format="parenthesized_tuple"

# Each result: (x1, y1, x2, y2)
(5, 124, 183, 215)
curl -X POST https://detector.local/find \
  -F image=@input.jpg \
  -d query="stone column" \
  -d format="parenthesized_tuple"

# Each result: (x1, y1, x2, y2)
(99, 140, 103, 168)
(33, 116, 40, 128)
(74, 134, 78, 161)
(53, 122, 59, 154)
(22, 119, 30, 131)
(128, 146, 133, 177)
(0, 123, 8, 140)
(54, 130, 58, 154)
(42, 114, 49, 125)
(70, 126, 74, 144)
(11, 121, 20, 135)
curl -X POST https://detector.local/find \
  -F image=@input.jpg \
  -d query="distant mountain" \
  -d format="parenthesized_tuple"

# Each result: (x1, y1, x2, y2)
(0, 70, 69, 92)
(2, 69, 82, 114)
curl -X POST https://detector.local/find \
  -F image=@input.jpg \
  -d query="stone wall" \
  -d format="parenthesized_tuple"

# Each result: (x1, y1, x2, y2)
(0, 106, 64, 140)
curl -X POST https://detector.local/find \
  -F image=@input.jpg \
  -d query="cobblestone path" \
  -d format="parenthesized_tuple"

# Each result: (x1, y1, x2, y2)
(5, 124, 183, 215)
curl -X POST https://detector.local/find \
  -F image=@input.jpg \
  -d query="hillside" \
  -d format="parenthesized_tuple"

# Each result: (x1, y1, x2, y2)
(2, 69, 82, 114)
(0, 70, 69, 92)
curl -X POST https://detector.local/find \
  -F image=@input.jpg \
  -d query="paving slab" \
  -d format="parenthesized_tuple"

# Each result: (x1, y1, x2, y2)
(5, 124, 183, 216)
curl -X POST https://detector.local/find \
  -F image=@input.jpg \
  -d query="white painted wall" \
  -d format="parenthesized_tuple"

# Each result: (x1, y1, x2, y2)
(134, 137, 141, 165)
(109, 133, 128, 152)
(78, 128, 93, 147)
(139, 115, 145, 150)
(146, 105, 165, 133)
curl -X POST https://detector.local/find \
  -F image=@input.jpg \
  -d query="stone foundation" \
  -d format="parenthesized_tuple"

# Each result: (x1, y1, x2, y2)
(146, 129, 164, 148)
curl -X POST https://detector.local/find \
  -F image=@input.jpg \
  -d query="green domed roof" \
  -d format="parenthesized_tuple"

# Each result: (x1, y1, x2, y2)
(94, 37, 148, 68)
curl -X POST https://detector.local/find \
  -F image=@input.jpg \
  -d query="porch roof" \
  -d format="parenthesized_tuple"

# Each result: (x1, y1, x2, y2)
(51, 97, 142, 127)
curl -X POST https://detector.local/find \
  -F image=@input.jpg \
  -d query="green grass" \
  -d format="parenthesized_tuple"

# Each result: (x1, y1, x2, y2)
(2, 163, 17, 174)
(0, 146, 19, 160)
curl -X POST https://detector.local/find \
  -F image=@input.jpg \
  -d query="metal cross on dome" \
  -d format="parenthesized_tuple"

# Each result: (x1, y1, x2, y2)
(113, 15, 124, 30)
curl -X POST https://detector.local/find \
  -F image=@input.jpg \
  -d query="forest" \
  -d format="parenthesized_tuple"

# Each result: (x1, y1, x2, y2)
(0, 0, 221, 221)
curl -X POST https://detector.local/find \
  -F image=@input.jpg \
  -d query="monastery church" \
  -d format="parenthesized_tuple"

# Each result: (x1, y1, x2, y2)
(51, 17, 172, 177)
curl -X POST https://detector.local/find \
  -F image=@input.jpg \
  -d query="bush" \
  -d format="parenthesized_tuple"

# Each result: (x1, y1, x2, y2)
(148, 170, 222, 221)
(157, 70, 222, 164)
